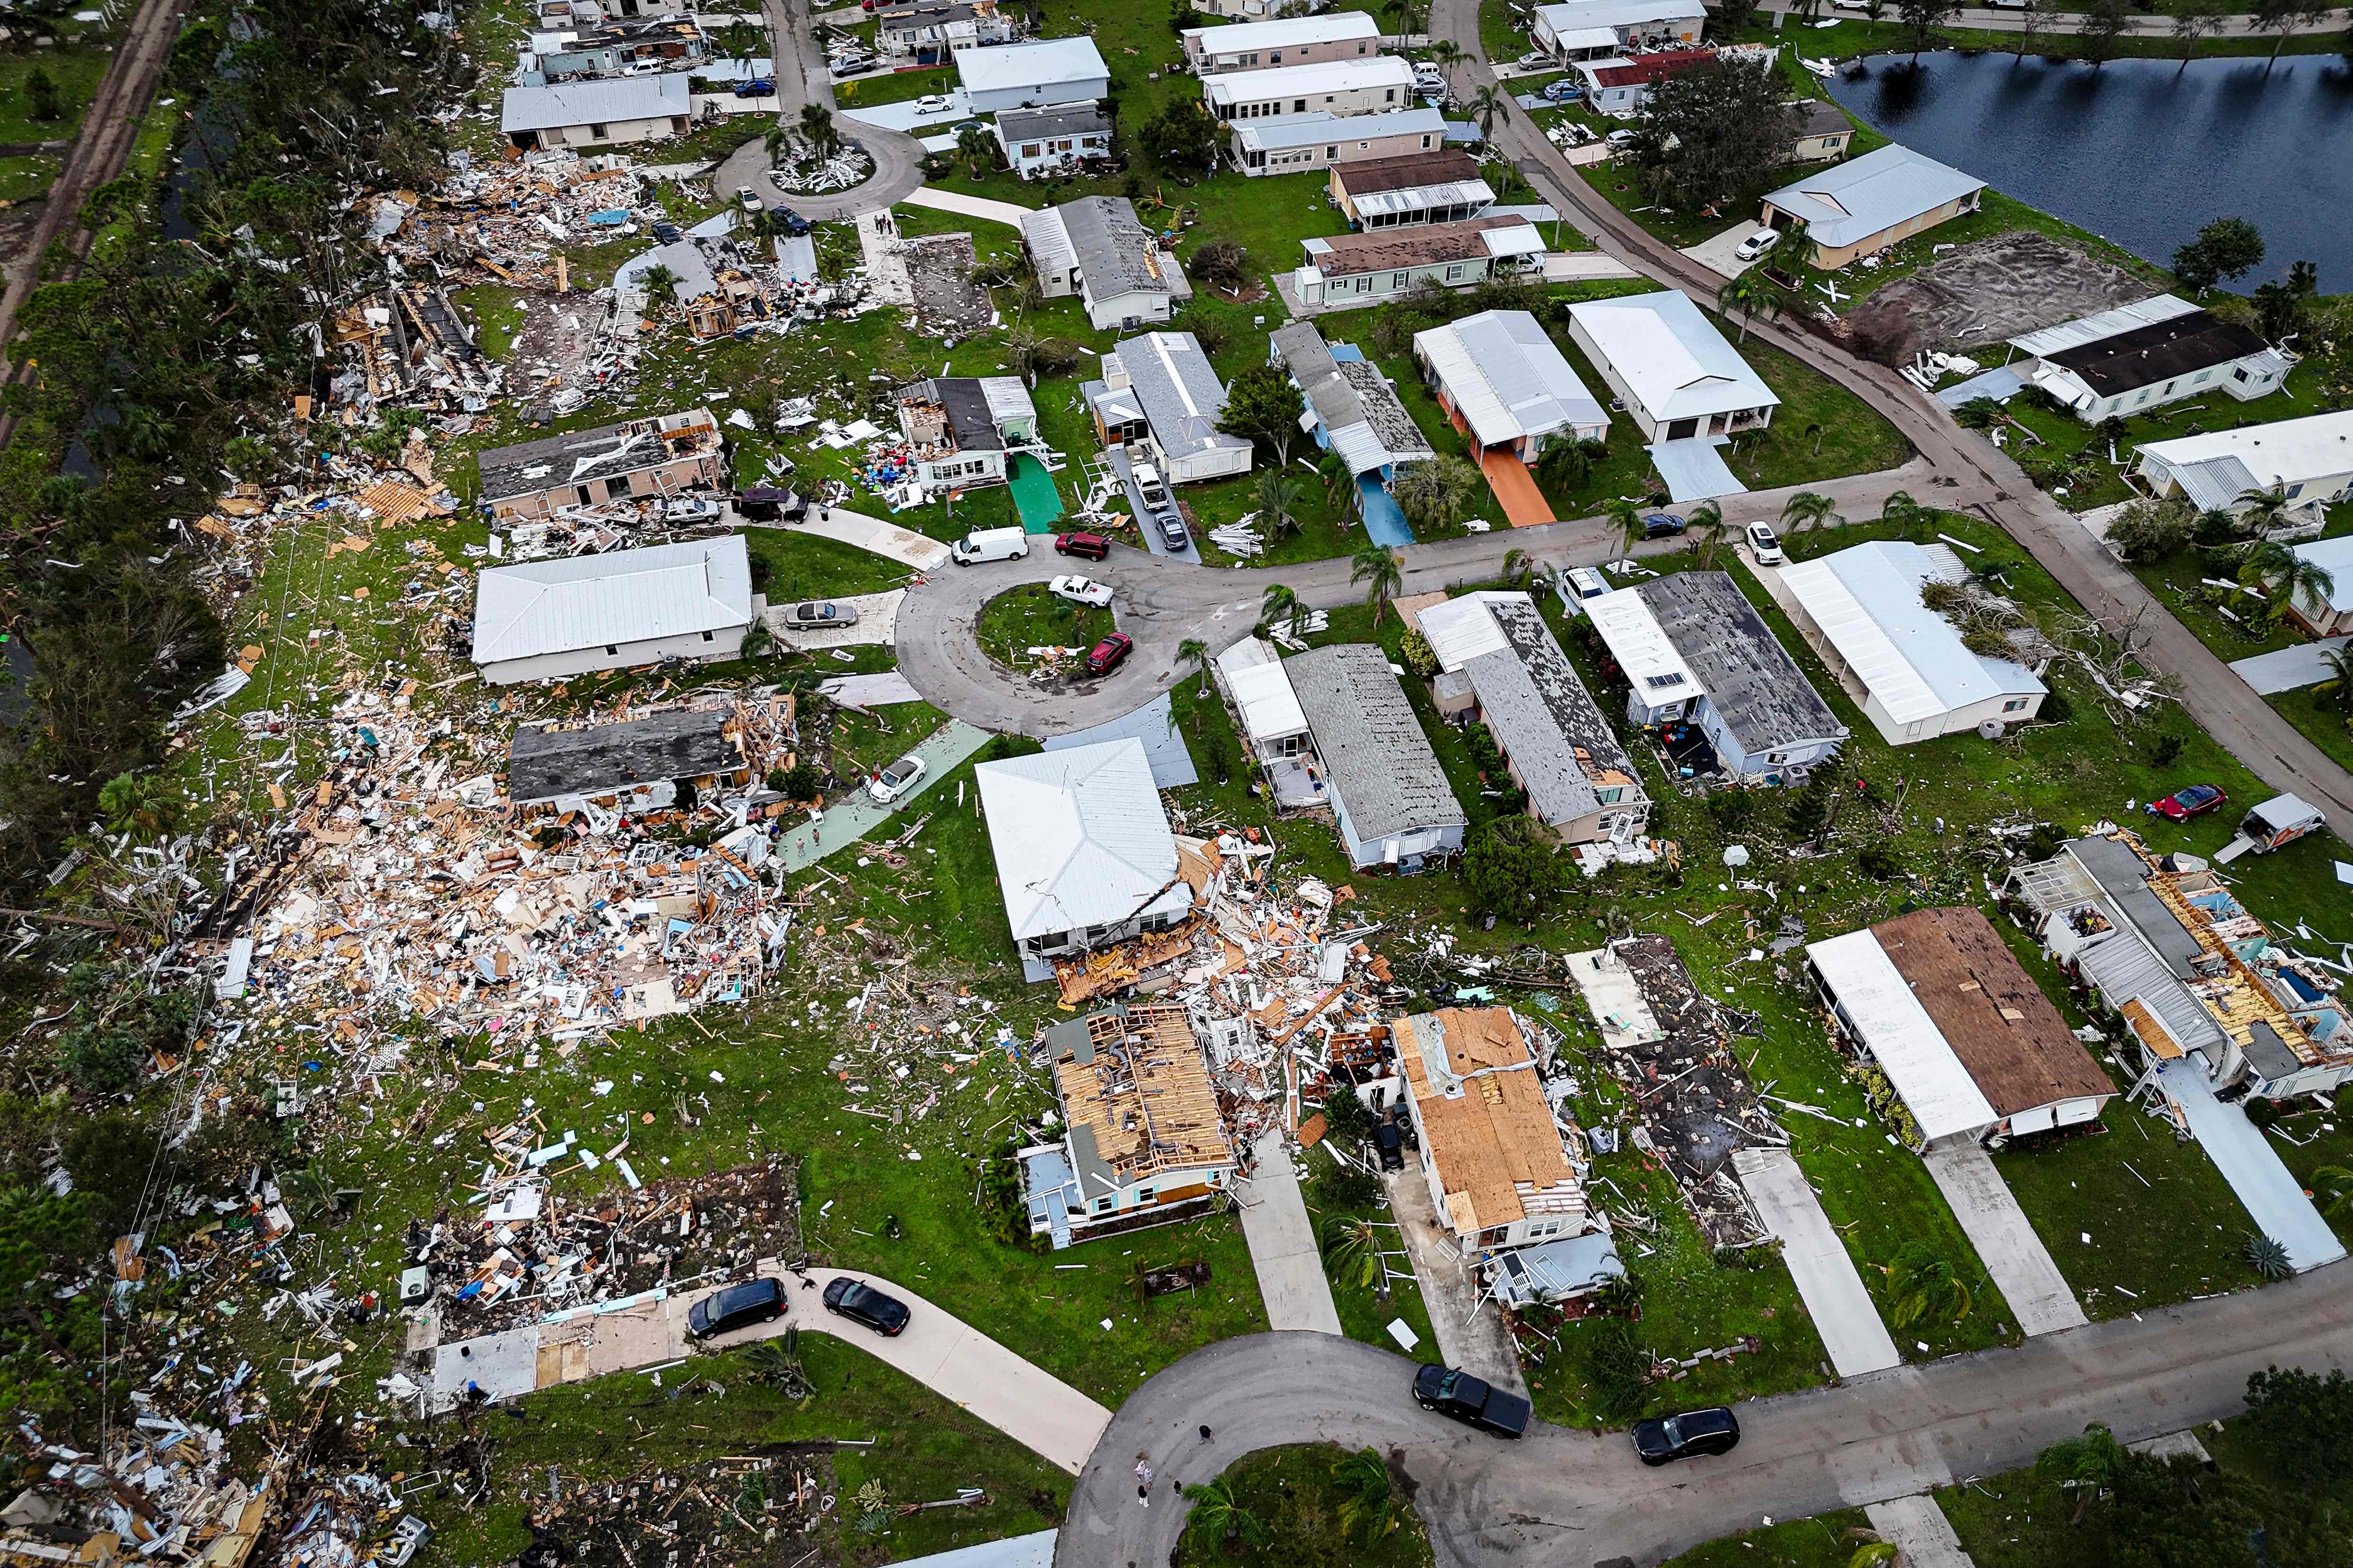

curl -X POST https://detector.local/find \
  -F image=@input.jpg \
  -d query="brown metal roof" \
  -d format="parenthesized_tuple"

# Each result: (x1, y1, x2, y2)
(1872, 906, 2113, 1116)
(1330, 147, 1482, 197)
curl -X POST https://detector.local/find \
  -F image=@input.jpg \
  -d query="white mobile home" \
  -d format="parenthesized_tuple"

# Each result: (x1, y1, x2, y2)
(2008, 295, 2286, 423)
(470, 535, 755, 685)
(1183, 12, 1382, 72)
(1565, 289, 1778, 442)
(1205, 55, 1415, 120)
(1230, 105, 1444, 175)
(953, 36, 1109, 112)
(500, 72, 691, 150)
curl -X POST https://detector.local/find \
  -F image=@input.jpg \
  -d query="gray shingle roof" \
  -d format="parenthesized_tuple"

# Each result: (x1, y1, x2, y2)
(478, 416, 684, 504)
(1059, 196, 1175, 299)
(508, 709, 735, 804)
(1283, 643, 1464, 842)
(1463, 596, 1641, 826)
(1635, 570, 1844, 757)
(1110, 331, 1253, 467)
(998, 103, 1109, 141)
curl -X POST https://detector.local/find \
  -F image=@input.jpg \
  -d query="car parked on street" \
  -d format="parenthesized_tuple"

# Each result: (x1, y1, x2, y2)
(1413, 1365, 1529, 1437)
(866, 753, 928, 804)
(686, 1277, 785, 1339)
(1051, 575, 1114, 608)
(1745, 521, 1784, 564)
(823, 1276, 911, 1336)
(1054, 531, 1110, 560)
(1642, 512, 1685, 538)
(785, 600, 858, 627)
(1632, 1406, 1740, 1465)
(2150, 784, 2227, 822)
(1081, 633, 1134, 676)
(735, 185, 764, 212)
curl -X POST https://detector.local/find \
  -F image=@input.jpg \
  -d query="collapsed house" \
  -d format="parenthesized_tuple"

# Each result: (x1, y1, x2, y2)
(892, 376, 1039, 490)
(1020, 1003, 1238, 1248)
(475, 408, 728, 523)
(626, 237, 773, 339)
(507, 706, 747, 817)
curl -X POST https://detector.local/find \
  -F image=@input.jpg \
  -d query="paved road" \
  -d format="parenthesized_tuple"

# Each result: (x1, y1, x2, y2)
(713, 0, 925, 222)
(1429, 0, 2353, 839)
(1056, 1259, 2353, 1568)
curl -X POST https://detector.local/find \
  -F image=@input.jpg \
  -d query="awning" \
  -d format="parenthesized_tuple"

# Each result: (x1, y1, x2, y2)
(1645, 436, 1744, 503)
(1481, 224, 1549, 259)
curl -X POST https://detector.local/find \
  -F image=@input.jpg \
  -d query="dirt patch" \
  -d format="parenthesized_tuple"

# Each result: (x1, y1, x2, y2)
(900, 231, 994, 338)
(1843, 232, 2153, 367)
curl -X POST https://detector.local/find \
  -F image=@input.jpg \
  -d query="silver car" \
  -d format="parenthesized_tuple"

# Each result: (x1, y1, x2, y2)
(786, 600, 859, 627)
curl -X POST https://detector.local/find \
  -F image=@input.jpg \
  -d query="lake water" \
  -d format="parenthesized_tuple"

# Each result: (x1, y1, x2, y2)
(1824, 50, 2353, 291)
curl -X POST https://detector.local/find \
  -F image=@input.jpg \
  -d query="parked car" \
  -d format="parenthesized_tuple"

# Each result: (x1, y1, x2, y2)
(1081, 633, 1134, 676)
(1745, 521, 1784, 564)
(661, 494, 723, 523)
(1631, 1406, 1741, 1466)
(823, 1275, 911, 1336)
(650, 221, 683, 244)
(913, 94, 953, 113)
(686, 1277, 785, 1339)
(2151, 784, 2228, 822)
(1413, 1365, 1529, 1438)
(733, 78, 776, 97)
(1050, 575, 1114, 608)
(786, 600, 859, 627)
(735, 485, 804, 523)
(1734, 227, 1780, 263)
(1155, 509, 1191, 551)
(1132, 461, 1171, 511)
(1560, 565, 1611, 602)
(1641, 512, 1686, 539)
(735, 185, 764, 212)
(1606, 128, 1640, 149)
(1413, 67, 1447, 92)
(774, 207, 811, 235)
(867, 753, 928, 804)
(1054, 530, 1111, 560)
(1373, 1119, 1405, 1172)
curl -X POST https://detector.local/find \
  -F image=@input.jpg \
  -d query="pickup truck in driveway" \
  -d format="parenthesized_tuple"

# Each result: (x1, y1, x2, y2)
(1413, 1364, 1529, 1437)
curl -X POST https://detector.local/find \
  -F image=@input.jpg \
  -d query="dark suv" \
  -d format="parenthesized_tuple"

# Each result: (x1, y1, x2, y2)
(1413, 1364, 1529, 1437)
(1632, 1406, 1740, 1465)
(686, 1277, 785, 1339)
(823, 1275, 911, 1336)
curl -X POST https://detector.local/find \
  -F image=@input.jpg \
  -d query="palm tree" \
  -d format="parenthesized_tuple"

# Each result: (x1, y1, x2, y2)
(1716, 270, 1786, 343)
(1331, 1448, 1399, 1544)
(1684, 500, 1728, 567)
(2234, 480, 2298, 538)
(1318, 447, 1356, 514)
(1176, 636, 1211, 695)
(1501, 546, 1535, 588)
(764, 124, 791, 163)
(2309, 1162, 2353, 1215)
(2309, 649, 2353, 720)
(955, 124, 995, 176)
(1466, 83, 1511, 138)
(2036, 1424, 2128, 1526)
(1535, 434, 1606, 497)
(1261, 582, 1301, 637)
(1781, 489, 1841, 538)
(1383, 0, 1429, 50)
(1321, 1215, 1386, 1288)
(636, 262, 680, 315)
(1607, 496, 1647, 557)
(739, 1329, 816, 1398)
(1256, 468, 1306, 537)
(1179, 1476, 1268, 1553)
(1884, 1244, 1972, 1328)
(1353, 543, 1405, 626)
(1426, 37, 1467, 91)
(2253, 547, 2335, 625)
(1879, 488, 1924, 536)
(799, 103, 839, 153)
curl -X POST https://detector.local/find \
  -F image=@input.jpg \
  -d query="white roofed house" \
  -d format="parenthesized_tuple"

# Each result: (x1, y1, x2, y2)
(2133, 409, 2353, 549)
(1018, 196, 1192, 331)
(953, 36, 1109, 112)
(470, 535, 756, 685)
(993, 103, 1112, 180)
(2006, 295, 2286, 423)
(1758, 144, 1985, 270)
(1205, 55, 1415, 120)
(1778, 540, 2045, 745)
(974, 737, 1196, 981)
(500, 72, 691, 150)
(1213, 636, 1329, 808)
(1564, 289, 1777, 443)
(1531, 0, 1705, 60)
(1413, 308, 1607, 463)
(1081, 331, 1255, 484)
(1229, 104, 1445, 175)
(894, 376, 1037, 491)
(1182, 12, 1383, 73)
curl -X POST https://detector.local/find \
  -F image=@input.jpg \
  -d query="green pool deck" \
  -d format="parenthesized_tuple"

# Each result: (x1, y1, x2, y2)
(1008, 453, 1064, 534)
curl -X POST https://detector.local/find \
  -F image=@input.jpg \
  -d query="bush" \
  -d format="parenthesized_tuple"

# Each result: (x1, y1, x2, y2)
(1706, 786, 1762, 834)
(1714, 1240, 1781, 1272)
(1321, 1081, 1373, 1146)
(1857, 843, 1905, 880)
(1462, 721, 1505, 779)
(1317, 1162, 1382, 1212)
(2038, 687, 2073, 725)
(1398, 627, 1438, 680)
(976, 1139, 1050, 1255)
(64, 1113, 153, 1239)
(2151, 732, 2187, 768)
(1462, 824, 1567, 925)
(1584, 1318, 1654, 1422)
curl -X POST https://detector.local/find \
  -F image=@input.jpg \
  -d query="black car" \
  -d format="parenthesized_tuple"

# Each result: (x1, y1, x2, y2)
(650, 221, 683, 245)
(776, 208, 811, 235)
(686, 1277, 785, 1339)
(823, 1275, 911, 1336)
(1641, 512, 1686, 539)
(1413, 1364, 1529, 1438)
(1373, 1119, 1405, 1172)
(1631, 1406, 1740, 1466)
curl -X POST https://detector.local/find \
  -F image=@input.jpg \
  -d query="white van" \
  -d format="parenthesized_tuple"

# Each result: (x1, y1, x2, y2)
(950, 526, 1031, 566)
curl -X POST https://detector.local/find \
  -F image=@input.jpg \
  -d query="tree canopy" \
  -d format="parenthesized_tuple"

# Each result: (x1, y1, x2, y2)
(1625, 56, 1801, 212)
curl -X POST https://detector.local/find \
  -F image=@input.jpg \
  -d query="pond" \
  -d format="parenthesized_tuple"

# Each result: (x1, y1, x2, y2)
(1825, 50, 2353, 291)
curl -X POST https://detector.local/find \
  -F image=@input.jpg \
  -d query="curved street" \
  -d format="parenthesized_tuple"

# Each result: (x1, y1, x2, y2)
(715, 0, 925, 221)
(1058, 1259, 2353, 1568)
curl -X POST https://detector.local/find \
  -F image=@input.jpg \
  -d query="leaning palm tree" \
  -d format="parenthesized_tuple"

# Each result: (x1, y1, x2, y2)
(1261, 582, 1301, 637)
(1781, 489, 1841, 538)
(1466, 83, 1511, 138)
(1256, 468, 1307, 537)
(2036, 1424, 2127, 1526)
(1318, 447, 1356, 513)
(1179, 1476, 1269, 1553)
(1353, 543, 1405, 626)
(1685, 500, 1729, 567)
(739, 1329, 816, 1398)
(1501, 546, 1535, 588)
(1331, 1447, 1399, 1544)
(2309, 648, 2353, 719)
(2234, 480, 2300, 540)
(2258, 549, 2335, 624)
(1607, 496, 1647, 557)
(1321, 1215, 1386, 1289)
(1178, 637, 1211, 694)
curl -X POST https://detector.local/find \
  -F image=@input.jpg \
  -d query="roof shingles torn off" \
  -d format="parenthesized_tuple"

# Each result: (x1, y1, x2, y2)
(1873, 906, 2114, 1117)
(1396, 1008, 1589, 1237)
(1468, 595, 1642, 826)
(2044, 309, 2271, 398)
(1283, 643, 1465, 843)
(1635, 570, 1844, 757)
(507, 709, 735, 805)
(1053, 1004, 1233, 1192)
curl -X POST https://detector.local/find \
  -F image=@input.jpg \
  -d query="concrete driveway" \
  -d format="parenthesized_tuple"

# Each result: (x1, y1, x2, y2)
(837, 88, 975, 132)
(1681, 218, 1769, 281)
(1731, 1147, 1901, 1376)
(1920, 1140, 2088, 1336)
(764, 588, 903, 649)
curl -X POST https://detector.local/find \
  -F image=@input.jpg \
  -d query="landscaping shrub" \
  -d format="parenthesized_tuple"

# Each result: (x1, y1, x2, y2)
(975, 1138, 1049, 1255)
(1583, 1318, 1654, 1422)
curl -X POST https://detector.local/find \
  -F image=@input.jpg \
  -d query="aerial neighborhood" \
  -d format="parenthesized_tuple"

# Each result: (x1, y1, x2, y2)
(8, 0, 2353, 1562)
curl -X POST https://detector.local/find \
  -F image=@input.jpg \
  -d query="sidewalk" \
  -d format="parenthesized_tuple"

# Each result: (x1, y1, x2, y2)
(904, 184, 1034, 230)
(769, 717, 992, 874)
(1921, 1141, 2089, 1336)
(1865, 1496, 1976, 1568)
(768, 505, 951, 570)
(1233, 1130, 1345, 1334)
(1732, 1148, 1901, 1377)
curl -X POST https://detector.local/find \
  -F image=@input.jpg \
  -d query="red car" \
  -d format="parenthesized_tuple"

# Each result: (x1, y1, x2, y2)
(1054, 531, 1110, 560)
(1081, 633, 1133, 676)
(2151, 784, 2227, 822)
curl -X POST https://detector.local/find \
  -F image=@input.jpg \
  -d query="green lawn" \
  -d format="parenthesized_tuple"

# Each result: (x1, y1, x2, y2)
(2250, 1095, 2353, 1250)
(975, 582, 1114, 666)
(1658, 1510, 1875, 1568)
(834, 61, 958, 108)
(0, 50, 109, 147)
(1175, 1444, 1435, 1568)
(1295, 1143, 1439, 1358)
(746, 526, 920, 602)
(2267, 684, 2353, 779)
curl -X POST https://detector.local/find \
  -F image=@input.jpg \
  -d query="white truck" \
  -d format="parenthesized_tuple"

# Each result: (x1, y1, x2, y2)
(950, 526, 1031, 566)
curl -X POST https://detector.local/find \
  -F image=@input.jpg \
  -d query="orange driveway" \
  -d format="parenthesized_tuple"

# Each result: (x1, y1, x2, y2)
(1478, 448, 1556, 528)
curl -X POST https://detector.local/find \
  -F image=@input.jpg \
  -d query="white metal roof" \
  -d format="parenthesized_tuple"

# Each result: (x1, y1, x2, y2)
(471, 535, 751, 665)
(2008, 294, 2200, 360)
(1546, 23, 1621, 48)
(1230, 661, 1308, 744)
(2139, 408, 2353, 497)
(500, 72, 689, 133)
(975, 737, 1179, 943)
(1806, 928, 1998, 1142)
(1534, 0, 1706, 31)
(1232, 105, 1443, 151)
(2293, 536, 2353, 615)
(1349, 176, 1496, 218)
(1413, 309, 1606, 449)
(1185, 11, 1382, 56)
(1413, 591, 1515, 673)
(1018, 206, 1076, 274)
(1566, 290, 1778, 424)
(1205, 54, 1414, 106)
(1779, 540, 2043, 723)
(953, 36, 1107, 95)
(1760, 144, 1985, 249)
(1583, 587, 1697, 697)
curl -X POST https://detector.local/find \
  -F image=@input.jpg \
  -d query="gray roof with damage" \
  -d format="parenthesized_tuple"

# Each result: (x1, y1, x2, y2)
(1283, 642, 1465, 842)
(508, 708, 734, 804)
(1635, 570, 1846, 757)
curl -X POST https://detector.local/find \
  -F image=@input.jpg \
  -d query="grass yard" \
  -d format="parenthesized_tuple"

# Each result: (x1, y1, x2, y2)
(1294, 1143, 1440, 1358)
(0, 50, 110, 148)
(450, 284, 527, 361)
(1705, 321, 1911, 493)
(1657, 1510, 1874, 1568)
(835, 62, 959, 108)
(2248, 1095, 2353, 1250)
(745, 526, 920, 602)
(412, 1336, 1072, 1566)
(975, 582, 1114, 666)
(2265, 684, 2353, 779)
(1173, 1444, 1435, 1568)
